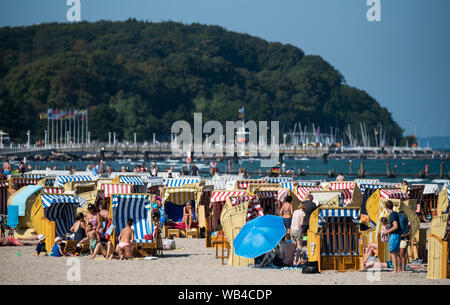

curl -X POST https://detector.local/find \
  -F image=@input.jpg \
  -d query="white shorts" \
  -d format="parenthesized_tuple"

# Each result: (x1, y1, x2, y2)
(400, 240, 409, 249)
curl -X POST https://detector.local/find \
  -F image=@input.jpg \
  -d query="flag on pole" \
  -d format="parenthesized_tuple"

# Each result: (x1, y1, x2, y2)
(82, 110, 87, 120)
(39, 112, 48, 120)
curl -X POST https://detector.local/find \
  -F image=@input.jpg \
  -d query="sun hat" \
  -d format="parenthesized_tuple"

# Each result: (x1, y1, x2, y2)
(38, 234, 46, 241)
(54, 237, 62, 243)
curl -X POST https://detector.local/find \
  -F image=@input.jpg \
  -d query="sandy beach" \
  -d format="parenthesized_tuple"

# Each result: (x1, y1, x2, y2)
(0, 238, 449, 285)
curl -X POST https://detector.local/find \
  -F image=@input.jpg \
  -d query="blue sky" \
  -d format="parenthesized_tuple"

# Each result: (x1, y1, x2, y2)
(1, 0, 449, 137)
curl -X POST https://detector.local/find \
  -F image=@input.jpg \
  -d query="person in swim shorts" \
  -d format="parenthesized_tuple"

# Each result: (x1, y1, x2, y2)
(117, 218, 134, 260)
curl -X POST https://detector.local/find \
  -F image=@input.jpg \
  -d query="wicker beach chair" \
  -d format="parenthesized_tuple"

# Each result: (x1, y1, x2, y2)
(31, 194, 82, 251)
(111, 194, 161, 257)
(307, 205, 363, 272)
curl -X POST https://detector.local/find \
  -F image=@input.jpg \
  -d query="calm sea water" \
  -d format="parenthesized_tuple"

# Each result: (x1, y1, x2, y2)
(17, 158, 450, 184)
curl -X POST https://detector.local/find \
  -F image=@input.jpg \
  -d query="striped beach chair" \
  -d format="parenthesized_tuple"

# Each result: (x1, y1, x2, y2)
(297, 186, 324, 202)
(8, 177, 40, 193)
(43, 187, 65, 194)
(54, 175, 92, 187)
(228, 195, 263, 221)
(114, 175, 147, 193)
(165, 177, 200, 188)
(111, 194, 160, 256)
(308, 207, 363, 271)
(209, 190, 248, 232)
(234, 179, 266, 190)
(161, 186, 199, 237)
(31, 194, 82, 251)
(327, 181, 363, 208)
(420, 184, 441, 218)
(102, 183, 133, 199)
(264, 177, 292, 184)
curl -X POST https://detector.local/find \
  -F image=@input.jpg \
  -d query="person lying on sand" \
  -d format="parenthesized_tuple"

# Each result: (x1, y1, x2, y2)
(116, 218, 134, 260)
(0, 236, 36, 246)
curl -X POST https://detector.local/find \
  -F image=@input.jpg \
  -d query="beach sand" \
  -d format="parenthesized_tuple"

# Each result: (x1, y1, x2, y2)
(0, 238, 449, 285)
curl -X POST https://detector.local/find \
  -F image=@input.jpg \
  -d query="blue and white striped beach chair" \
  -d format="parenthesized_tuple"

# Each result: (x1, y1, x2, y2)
(111, 194, 162, 256)
(41, 194, 82, 238)
(116, 176, 147, 193)
(308, 207, 363, 271)
(54, 175, 92, 187)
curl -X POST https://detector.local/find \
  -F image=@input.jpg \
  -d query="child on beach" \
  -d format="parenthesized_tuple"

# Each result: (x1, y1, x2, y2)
(51, 237, 67, 257)
(116, 218, 134, 260)
(34, 234, 47, 256)
(380, 217, 389, 242)
(87, 223, 97, 255)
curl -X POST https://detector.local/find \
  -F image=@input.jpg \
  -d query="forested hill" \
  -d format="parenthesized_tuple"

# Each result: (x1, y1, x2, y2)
(0, 19, 403, 143)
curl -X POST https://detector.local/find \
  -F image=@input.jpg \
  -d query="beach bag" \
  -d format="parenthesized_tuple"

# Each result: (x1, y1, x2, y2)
(398, 213, 409, 235)
(302, 261, 319, 274)
(163, 239, 176, 250)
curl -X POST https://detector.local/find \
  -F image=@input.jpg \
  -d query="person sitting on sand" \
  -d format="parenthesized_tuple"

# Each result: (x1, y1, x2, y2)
(91, 236, 115, 260)
(276, 239, 295, 267)
(51, 237, 67, 257)
(69, 213, 87, 242)
(364, 217, 389, 261)
(86, 223, 97, 255)
(116, 218, 134, 260)
(182, 201, 194, 230)
(34, 234, 47, 256)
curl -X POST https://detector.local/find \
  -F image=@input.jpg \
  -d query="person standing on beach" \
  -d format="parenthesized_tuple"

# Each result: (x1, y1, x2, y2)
(290, 203, 306, 249)
(384, 200, 402, 273)
(302, 195, 317, 235)
(279, 195, 294, 235)
(336, 173, 344, 181)
(190, 162, 199, 176)
(398, 211, 411, 272)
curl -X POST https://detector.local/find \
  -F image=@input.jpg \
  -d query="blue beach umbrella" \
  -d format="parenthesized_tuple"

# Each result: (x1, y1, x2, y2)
(233, 215, 286, 259)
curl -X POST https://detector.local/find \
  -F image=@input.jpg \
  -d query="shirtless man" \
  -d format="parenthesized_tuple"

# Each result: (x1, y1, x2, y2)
(3, 160, 11, 175)
(279, 196, 294, 235)
(117, 218, 134, 260)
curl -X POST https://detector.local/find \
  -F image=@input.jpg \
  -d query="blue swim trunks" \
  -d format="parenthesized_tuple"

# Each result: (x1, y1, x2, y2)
(389, 233, 401, 253)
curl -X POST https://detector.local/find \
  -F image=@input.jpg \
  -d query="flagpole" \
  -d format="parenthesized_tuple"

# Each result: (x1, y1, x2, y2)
(56, 109, 59, 146)
(81, 110, 84, 145)
(64, 110, 67, 146)
(77, 111, 80, 145)
(47, 110, 49, 148)
(86, 110, 88, 144)
(60, 109, 63, 146)
(69, 109, 72, 144)
(52, 110, 54, 146)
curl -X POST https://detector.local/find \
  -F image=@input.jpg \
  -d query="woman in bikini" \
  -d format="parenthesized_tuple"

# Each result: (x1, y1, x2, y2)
(279, 195, 294, 235)
(182, 201, 194, 231)
(86, 205, 102, 241)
